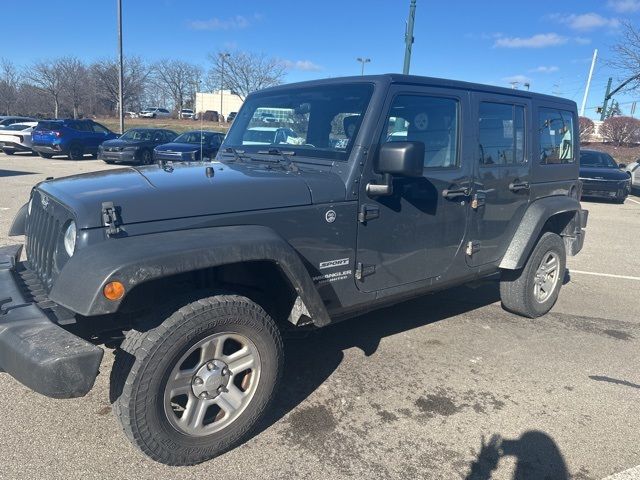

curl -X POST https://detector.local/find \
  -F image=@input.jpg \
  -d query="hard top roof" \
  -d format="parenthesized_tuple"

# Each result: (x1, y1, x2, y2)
(257, 73, 576, 107)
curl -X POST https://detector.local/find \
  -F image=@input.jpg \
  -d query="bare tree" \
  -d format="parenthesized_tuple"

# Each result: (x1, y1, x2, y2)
(91, 56, 149, 114)
(609, 21, 640, 91)
(59, 57, 88, 118)
(25, 59, 65, 117)
(578, 116, 595, 143)
(207, 51, 285, 100)
(0, 58, 20, 115)
(600, 116, 640, 146)
(152, 59, 202, 112)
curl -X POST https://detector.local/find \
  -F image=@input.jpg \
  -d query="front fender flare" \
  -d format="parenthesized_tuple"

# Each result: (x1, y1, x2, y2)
(49, 225, 331, 326)
(9, 203, 28, 236)
(499, 196, 583, 270)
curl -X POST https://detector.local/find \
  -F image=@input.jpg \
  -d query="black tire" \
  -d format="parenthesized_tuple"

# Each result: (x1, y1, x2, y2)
(500, 232, 566, 318)
(104, 160, 115, 164)
(110, 294, 283, 466)
(68, 144, 84, 160)
(615, 190, 627, 204)
(38, 151, 53, 159)
(139, 149, 153, 165)
(2, 149, 15, 155)
(90, 152, 98, 159)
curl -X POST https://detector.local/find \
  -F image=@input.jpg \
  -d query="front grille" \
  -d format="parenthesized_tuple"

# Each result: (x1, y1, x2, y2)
(25, 190, 68, 291)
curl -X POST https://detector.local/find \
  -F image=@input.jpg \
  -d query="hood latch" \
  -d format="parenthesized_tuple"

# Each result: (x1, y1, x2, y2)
(101, 202, 122, 237)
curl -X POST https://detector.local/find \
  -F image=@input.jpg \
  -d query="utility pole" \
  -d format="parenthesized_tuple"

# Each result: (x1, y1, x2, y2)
(403, 0, 416, 74)
(599, 74, 640, 121)
(117, 0, 124, 134)
(356, 57, 371, 76)
(219, 52, 230, 122)
(580, 48, 598, 116)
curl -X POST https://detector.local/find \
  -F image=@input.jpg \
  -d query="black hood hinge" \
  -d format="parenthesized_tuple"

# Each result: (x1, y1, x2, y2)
(101, 202, 122, 237)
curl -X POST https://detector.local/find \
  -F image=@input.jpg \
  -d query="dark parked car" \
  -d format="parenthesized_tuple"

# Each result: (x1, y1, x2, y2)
(579, 149, 631, 203)
(0, 115, 36, 127)
(98, 128, 178, 165)
(227, 111, 237, 123)
(153, 130, 225, 162)
(2, 74, 587, 466)
(201, 110, 220, 122)
(31, 119, 118, 159)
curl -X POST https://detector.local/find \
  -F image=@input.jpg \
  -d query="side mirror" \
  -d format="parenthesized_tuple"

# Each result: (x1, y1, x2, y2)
(619, 163, 627, 169)
(367, 141, 424, 196)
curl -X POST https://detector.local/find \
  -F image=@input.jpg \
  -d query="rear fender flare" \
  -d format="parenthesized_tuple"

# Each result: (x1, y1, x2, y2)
(49, 225, 331, 326)
(499, 196, 583, 270)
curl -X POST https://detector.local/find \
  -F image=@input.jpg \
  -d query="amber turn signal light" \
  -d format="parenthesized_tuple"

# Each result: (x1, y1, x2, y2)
(103, 281, 125, 301)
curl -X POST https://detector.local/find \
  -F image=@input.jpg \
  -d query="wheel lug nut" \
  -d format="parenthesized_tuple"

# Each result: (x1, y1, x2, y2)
(199, 392, 208, 399)
(217, 386, 228, 394)
(222, 368, 229, 376)
(207, 362, 216, 370)
(193, 376, 203, 386)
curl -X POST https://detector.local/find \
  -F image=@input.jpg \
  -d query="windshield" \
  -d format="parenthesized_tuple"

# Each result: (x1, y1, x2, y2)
(174, 131, 217, 144)
(580, 151, 617, 168)
(120, 129, 154, 141)
(223, 83, 374, 160)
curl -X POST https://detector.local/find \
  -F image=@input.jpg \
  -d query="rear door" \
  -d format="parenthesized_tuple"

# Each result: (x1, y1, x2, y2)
(467, 93, 532, 266)
(355, 86, 472, 292)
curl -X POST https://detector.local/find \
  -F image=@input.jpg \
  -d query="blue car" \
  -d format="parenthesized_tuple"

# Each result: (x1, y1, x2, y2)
(154, 130, 225, 162)
(31, 119, 118, 160)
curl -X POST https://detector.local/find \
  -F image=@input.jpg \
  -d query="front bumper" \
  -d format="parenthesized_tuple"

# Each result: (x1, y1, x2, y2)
(581, 180, 629, 199)
(0, 244, 103, 398)
(98, 149, 137, 163)
(154, 151, 193, 162)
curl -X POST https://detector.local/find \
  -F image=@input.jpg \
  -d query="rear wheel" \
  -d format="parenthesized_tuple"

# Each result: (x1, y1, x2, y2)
(38, 152, 53, 159)
(110, 294, 283, 465)
(68, 144, 84, 160)
(500, 232, 566, 318)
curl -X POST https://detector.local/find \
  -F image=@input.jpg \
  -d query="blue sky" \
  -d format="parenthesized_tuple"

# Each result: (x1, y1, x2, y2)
(4, 0, 640, 118)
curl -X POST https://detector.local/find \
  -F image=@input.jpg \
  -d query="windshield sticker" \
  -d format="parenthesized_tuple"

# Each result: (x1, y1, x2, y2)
(319, 258, 350, 270)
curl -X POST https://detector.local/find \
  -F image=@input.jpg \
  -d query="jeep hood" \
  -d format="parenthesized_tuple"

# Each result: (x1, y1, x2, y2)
(38, 162, 345, 229)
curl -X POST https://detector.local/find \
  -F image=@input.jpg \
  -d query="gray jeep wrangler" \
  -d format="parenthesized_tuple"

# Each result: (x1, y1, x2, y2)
(0, 75, 587, 465)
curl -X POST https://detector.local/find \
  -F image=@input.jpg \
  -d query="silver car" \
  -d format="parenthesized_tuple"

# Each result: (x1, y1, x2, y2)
(625, 160, 640, 191)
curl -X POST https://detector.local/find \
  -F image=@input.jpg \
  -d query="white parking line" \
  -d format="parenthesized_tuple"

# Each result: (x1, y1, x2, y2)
(571, 270, 640, 281)
(626, 197, 640, 205)
(602, 464, 640, 479)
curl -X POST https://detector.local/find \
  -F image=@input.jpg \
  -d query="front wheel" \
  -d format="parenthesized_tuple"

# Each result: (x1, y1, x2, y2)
(139, 149, 153, 165)
(110, 294, 283, 465)
(68, 144, 84, 160)
(500, 232, 566, 318)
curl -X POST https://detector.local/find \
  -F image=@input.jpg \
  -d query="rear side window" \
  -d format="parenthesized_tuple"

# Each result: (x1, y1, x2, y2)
(382, 94, 459, 168)
(37, 121, 62, 131)
(93, 123, 110, 134)
(478, 102, 525, 166)
(539, 108, 575, 164)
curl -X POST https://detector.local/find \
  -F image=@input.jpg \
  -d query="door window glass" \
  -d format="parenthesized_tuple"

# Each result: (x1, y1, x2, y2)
(92, 123, 110, 134)
(539, 108, 574, 164)
(382, 95, 459, 168)
(478, 102, 526, 166)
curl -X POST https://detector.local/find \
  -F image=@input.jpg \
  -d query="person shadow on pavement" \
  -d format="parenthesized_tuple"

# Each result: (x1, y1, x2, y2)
(465, 431, 569, 480)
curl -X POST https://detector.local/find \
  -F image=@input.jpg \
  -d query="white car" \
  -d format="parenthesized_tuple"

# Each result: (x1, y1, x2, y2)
(179, 109, 197, 120)
(0, 121, 38, 155)
(242, 127, 298, 145)
(625, 160, 640, 191)
(140, 107, 171, 119)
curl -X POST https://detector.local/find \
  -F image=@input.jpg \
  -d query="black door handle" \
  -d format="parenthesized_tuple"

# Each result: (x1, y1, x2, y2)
(442, 187, 470, 199)
(509, 181, 530, 192)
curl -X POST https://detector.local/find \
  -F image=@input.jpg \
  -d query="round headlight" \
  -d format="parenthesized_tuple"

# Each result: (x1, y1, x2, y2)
(63, 221, 77, 257)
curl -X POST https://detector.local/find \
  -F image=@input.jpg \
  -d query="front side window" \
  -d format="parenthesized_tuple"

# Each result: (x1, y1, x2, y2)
(478, 102, 525, 166)
(539, 108, 574, 164)
(382, 94, 459, 168)
(224, 83, 374, 161)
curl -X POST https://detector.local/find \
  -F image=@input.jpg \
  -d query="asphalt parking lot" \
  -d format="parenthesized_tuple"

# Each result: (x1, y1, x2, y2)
(1, 153, 639, 480)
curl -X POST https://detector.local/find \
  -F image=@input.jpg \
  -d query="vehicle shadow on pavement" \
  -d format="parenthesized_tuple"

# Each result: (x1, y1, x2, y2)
(464, 431, 570, 480)
(257, 281, 502, 438)
(0, 169, 36, 177)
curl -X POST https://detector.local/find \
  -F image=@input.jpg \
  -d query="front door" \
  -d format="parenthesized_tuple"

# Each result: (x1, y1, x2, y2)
(355, 87, 472, 293)
(467, 94, 532, 267)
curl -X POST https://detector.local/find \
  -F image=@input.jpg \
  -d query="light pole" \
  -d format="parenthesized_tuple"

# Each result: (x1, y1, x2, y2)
(357, 57, 371, 76)
(117, 0, 124, 134)
(219, 52, 230, 122)
(403, 0, 416, 75)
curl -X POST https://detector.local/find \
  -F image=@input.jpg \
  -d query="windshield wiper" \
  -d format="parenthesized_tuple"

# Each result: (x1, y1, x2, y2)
(222, 147, 251, 163)
(256, 148, 299, 172)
